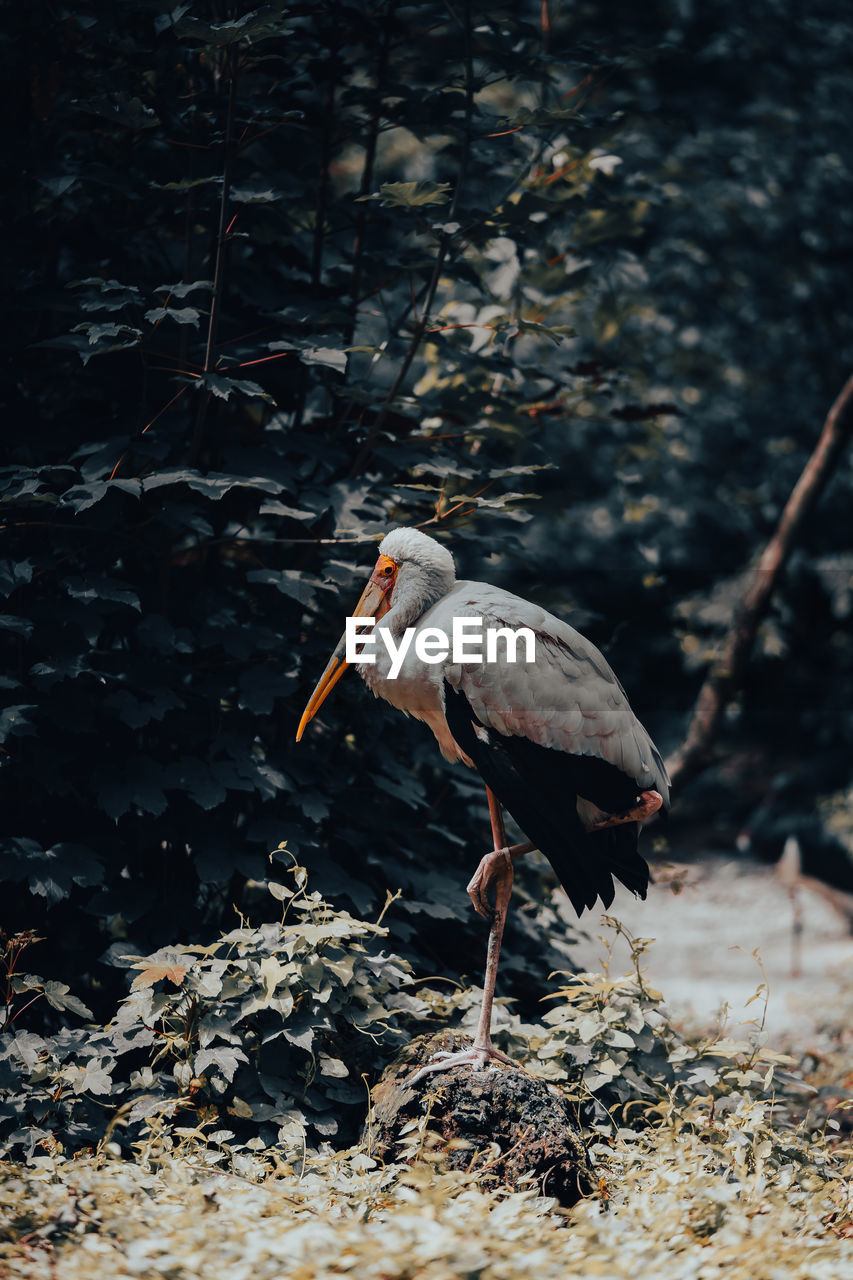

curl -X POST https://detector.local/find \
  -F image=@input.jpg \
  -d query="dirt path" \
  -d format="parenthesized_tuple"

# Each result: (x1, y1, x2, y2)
(563, 856, 853, 1043)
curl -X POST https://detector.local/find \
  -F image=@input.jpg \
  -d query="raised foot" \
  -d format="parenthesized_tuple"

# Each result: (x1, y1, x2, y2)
(466, 847, 514, 921)
(407, 1043, 515, 1086)
(585, 789, 663, 832)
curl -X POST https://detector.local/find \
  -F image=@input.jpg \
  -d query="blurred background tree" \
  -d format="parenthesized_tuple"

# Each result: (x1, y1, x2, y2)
(2, 0, 852, 1022)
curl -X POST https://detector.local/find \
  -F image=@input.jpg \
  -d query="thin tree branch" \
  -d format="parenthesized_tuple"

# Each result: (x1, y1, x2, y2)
(348, 0, 475, 476)
(312, 73, 336, 288)
(311, 0, 342, 290)
(188, 48, 238, 468)
(666, 371, 853, 794)
(345, 1, 394, 351)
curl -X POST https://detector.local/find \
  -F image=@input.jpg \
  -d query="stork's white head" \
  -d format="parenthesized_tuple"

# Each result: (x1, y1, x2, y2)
(379, 526, 455, 575)
(378, 527, 455, 620)
(295, 527, 455, 741)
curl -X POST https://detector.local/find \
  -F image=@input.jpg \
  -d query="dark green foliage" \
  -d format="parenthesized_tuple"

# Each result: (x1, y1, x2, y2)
(2, 0, 853, 1093)
(0, 868, 804, 1160)
(0, 0, 654, 1013)
(0, 863, 424, 1158)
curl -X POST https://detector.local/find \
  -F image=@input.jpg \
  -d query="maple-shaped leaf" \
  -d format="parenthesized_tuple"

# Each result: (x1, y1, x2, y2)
(131, 963, 189, 990)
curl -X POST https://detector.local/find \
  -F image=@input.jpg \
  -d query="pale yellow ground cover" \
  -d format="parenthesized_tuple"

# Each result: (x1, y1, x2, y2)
(2, 1088, 851, 1280)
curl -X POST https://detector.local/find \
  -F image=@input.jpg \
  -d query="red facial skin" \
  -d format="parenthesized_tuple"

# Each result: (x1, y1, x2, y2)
(368, 554, 398, 611)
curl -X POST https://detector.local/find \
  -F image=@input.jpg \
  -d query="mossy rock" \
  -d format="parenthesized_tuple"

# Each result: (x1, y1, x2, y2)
(365, 1032, 594, 1206)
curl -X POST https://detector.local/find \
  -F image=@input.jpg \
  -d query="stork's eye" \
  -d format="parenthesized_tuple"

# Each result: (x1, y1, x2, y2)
(383, 565, 394, 576)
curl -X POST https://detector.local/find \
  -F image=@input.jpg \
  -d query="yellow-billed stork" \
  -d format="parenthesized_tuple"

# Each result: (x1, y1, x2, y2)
(297, 527, 669, 1076)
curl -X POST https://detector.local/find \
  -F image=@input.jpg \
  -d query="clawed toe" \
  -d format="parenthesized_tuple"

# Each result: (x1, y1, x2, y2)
(632, 789, 664, 821)
(466, 847, 513, 920)
(584, 789, 664, 832)
(468, 885, 493, 920)
(406, 1043, 515, 1085)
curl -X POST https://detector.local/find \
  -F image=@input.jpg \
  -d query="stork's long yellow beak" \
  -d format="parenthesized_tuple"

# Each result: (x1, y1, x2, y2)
(295, 647, 351, 743)
(295, 556, 397, 741)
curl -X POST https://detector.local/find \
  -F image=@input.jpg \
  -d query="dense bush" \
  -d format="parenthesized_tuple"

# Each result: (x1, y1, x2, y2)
(0, 859, 425, 1158)
(0, 862, 822, 1165)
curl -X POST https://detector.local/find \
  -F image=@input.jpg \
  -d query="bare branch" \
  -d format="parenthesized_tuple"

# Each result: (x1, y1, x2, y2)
(667, 372, 853, 794)
(348, 0, 475, 476)
(345, 1, 395, 351)
(188, 49, 238, 468)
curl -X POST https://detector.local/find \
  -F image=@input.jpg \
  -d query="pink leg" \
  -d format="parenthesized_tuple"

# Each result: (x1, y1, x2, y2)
(469, 789, 514, 1058)
(407, 788, 663, 1086)
(409, 788, 518, 1083)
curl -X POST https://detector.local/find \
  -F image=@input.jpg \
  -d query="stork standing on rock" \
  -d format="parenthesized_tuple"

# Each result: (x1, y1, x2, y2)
(297, 528, 669, 1077)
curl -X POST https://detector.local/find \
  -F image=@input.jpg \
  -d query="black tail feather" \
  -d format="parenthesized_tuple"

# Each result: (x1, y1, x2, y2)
(444, 682, 650, 915)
